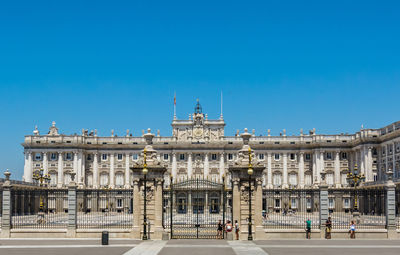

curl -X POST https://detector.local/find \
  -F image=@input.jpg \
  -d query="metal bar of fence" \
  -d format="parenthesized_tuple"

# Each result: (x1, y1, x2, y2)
(76, 189, 133, 229)
(11, 188, 68, 229)
(328, 188, 386, 229)
(262, 189, 320, 229)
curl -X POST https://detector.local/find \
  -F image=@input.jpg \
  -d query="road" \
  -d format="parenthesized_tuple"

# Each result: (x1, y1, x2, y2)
(1, 239, 400, 255)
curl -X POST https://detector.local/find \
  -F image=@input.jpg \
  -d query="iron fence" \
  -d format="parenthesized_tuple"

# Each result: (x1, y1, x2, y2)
(11, 188, 68, 228)
(328, 188, 386, 229)
(396, 185, 400, 229)
(262, 189, 320, 229)
(76, 189, 134, 229)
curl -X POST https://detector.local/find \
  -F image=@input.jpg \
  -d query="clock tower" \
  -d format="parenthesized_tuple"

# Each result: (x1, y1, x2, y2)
(172, 99, 225, 142)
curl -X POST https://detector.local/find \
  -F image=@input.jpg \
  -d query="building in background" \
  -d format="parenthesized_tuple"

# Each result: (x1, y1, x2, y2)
(22, 100, 400, 189)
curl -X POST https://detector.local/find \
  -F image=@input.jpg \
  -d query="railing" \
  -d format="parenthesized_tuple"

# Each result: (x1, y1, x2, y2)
(11, 188, 68, 229)
(328, 188, 386, 229)
(76, 189, 133, 229)
(262, 189, 320, 229)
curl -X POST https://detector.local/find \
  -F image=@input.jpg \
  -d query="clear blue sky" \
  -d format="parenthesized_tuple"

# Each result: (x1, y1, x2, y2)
(0, 1, 399, 180)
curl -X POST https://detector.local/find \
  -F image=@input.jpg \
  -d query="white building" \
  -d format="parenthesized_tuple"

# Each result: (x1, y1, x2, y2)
(22, 101, 400, 189)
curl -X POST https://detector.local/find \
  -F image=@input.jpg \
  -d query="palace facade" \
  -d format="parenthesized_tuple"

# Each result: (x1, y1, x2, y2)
(22, 101, 400, 189)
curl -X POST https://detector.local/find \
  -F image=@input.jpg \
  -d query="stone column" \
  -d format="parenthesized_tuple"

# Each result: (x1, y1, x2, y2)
(367, 147, 373, 182)
(1, 174, 12, 238)
(334, 151, 341, 188)
(282, 153, 288, 188)
(319, 151, 324, 183)
(299, 152, 305, 188)
(219, 152, 225, 182)
(232, 178, 241, 230)
(360, 146, 365, 176)
(204, 153, 209, 178)
(57, 151, 63, 187)
(110, 153, 115, 188)
(73, 151, 78, 181)
(392, 143, 396, 179)
(312, 152, 317, 185)
(132, 179, 141, 239)
(385, 174, 396, 239)
(319, 182, 329, 239)
(80, 152, 85, 187)
(267, 153, 272, 188)
(67, 180, 77, 237)
(172, 152, 177, 177)
(187, 152, 193, 179)
(43, 152, 48, 175)
(93, 152, 99, 188)
(254, 178, 264, 238)
(125, 153, 130, 188)
(154, 178, 164, 239)
(26, 151, 33, 182)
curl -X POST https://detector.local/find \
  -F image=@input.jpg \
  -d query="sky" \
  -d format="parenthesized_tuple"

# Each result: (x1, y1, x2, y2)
(0, 1, 399, 180)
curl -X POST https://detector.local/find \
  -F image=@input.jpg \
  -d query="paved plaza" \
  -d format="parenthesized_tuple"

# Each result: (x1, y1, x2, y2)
(1, 239, 400, 255)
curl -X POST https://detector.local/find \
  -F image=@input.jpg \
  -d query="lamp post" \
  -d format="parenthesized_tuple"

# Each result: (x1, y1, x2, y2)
(346, 164, 365, 215)
(247, 147, 253, 240)
(142, 148, 148, 240)
(32, 169, 51, 212)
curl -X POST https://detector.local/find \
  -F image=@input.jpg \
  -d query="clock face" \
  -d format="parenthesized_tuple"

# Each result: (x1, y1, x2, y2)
(194, 128, 203, 138)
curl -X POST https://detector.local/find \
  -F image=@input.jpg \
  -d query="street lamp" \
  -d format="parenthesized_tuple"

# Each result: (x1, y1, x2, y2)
(142, 148, 148, 240)
(346, 164, 365, 214)
(247, 147, 253, 240)
(32, 169, 51, 212)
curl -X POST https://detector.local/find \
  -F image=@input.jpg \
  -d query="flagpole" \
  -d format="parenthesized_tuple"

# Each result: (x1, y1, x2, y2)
(174, 92, 177, 120)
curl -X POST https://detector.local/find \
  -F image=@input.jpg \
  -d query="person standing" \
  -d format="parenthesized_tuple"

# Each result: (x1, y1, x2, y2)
(217, 220, 223, 239)
(349, 220, 356, 239)
(325, 217, 332, 239)
(234, 220, 240, 240)
(305, 218, 312, 239)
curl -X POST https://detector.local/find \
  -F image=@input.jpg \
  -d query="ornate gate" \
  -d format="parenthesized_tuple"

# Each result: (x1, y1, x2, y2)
(163, 178, 231, 239)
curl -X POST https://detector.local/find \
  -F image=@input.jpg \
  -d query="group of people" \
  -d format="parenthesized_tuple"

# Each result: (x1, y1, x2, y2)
(306, 217, 357, 239)
(217, 220, 240, 240)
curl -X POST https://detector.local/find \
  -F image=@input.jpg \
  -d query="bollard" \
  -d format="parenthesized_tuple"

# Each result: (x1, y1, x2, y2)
(102, 231, 109, 245)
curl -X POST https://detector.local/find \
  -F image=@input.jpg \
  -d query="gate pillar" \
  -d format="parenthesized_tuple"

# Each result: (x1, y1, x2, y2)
(130, 129, 167, 240)
(228, 128, 266, 240)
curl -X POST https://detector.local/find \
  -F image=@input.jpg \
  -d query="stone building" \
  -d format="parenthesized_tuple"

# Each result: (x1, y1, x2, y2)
(22, 101, 400, 189)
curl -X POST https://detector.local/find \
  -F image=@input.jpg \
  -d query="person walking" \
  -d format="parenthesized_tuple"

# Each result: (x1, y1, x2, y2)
(225, 220, 233, 239)
(349, 220, 356, 239)
(305, 218, 312, 239)
(325, 217, 332, 239)
(217, 220, 223, 239)
(234, 220, 240, 240)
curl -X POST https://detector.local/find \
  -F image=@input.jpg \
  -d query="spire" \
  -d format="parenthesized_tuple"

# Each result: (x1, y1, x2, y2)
(194, 98, 202, 114)
(220, 91, 223, 119)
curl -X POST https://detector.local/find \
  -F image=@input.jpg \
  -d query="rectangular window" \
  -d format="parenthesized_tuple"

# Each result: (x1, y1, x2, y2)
(306, 198, 312, 209)
(50, 153, 57, 160)
(305, 154, 311, 160)
(259, 154, 264, 160)
(273, 174, 282, 186)
(132, 154, 138, 160)
(344, 198, 350, 208)
(326, 173, 334, 185)
(66, 153, 72, 160)
(341, 173, 347, 185)
(102, 154, 107, 161)
(328, 198, 334, 209)
(163, 154, 169, 160)
(228, 154, 233, 160)
(117, 198, 123, 208)
(87, 154, 92, 161)
(326, 152, 332, 160)
(341, 152, 347, 159)
(289, 174, 297, 186)
(305, 174, 312, 185)
(115, 174, 124, 186)
(290, 153, 295, 160)
(117, 154, 123, 160)
(274, 154, 280, 160)
(211, 154, 217, 160)
(179, 154, 185, 161)
(275, 199, 280, 208)
(291, 198, 297, 209)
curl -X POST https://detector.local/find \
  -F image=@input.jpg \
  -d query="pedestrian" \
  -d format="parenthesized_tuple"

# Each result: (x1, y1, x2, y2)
(305, 218, 311, 239)
(325, 217, 332, 239)
(217, 220, 223, 239)
(349, 220, 356, 239)
(234, 220, 240, 240)
(225, 220, 233, 238)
